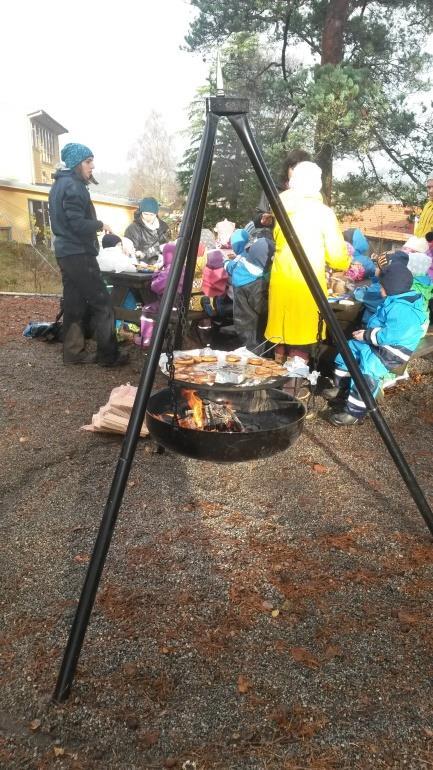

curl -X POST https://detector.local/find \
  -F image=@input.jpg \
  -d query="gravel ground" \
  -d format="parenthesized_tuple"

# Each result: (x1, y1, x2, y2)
(1, 295, 433, 770)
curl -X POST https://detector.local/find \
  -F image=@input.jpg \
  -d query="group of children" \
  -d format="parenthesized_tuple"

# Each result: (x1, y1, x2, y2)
(135, 227, 274, 352)
(324, 255, 428, 426)
(101, 216, 432, 430)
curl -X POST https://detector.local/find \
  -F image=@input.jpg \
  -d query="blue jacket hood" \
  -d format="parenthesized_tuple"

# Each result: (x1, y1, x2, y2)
(351, 228, 369, 257)
(230, 228, 250, 256)
(247, 237, 274, 270)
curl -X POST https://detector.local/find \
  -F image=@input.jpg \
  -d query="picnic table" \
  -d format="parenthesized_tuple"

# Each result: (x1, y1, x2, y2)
(102, 270, 209, 342)
(102, 270, 155, 325)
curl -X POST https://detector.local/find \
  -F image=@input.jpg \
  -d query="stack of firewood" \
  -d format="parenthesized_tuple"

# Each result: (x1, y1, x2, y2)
(82, 384, 148, 436)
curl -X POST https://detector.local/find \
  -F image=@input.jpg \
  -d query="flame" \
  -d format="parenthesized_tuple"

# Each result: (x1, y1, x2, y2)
(182, 389, 205, 429)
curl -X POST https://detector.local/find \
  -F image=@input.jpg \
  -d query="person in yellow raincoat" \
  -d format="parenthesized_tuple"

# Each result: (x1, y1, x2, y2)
(414, 177, 433, 237)
(265, 161, 350, 362)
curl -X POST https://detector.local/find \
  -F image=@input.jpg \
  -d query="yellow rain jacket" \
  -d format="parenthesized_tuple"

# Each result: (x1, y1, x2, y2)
(414, 201, 433, 237)
(265, 189, 350, 346)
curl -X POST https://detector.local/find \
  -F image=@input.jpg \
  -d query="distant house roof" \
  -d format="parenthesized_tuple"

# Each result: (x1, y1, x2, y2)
(27, 110, 68, 135)
(341, 202, 418, 243)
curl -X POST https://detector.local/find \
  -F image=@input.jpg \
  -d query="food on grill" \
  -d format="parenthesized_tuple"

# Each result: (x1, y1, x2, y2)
(263, 361, 286, 373)
(189, 373, 213, 384)
(162, 349, 291, 387)
(247, 357, 265, 366)
(265, 367, 286, 377)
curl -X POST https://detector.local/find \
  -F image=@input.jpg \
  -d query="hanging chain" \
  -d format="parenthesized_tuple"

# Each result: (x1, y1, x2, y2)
(164, 288, 191, 428)
(177, 290, 189, 345)
(165, 326, 179, 427)
(313, 312, 324, 373)
(305, 312, 324, 416)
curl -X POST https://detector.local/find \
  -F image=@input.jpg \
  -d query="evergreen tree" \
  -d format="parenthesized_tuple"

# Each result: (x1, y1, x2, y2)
(185, 0, 433, 205)
(177, 34, 302, 227)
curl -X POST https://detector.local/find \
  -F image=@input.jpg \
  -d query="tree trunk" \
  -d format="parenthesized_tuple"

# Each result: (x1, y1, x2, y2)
(315, 0, 351, 204)
(315, 142, 334, 205)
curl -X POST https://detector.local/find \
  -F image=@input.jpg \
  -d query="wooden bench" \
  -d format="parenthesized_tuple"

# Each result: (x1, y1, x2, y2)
(412, 326, 433, 359)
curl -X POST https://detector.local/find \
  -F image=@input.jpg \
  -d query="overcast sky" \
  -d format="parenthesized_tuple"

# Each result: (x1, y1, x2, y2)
(2, 0, 209, 174)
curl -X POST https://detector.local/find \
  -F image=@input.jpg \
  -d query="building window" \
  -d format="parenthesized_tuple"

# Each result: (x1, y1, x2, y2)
(28, 199, 52, 248)
(0, 227, 12, 242)
(32, 123, 55, 164)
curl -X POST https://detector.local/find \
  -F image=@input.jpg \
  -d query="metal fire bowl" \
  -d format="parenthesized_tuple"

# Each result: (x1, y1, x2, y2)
(145, 387, 306, 463)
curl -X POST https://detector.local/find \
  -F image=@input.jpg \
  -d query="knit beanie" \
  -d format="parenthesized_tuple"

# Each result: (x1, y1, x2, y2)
(247, 237, 275, 269)
(379, 264, 413, 296)
(403, 236, 428, 253)
(206, 249, 225, 269)
(388, 250, 409, 266)
(139, 197, 159, 215)
(61, 143, 93, 169)
(102, 233, 122, 249)
(162, 241, 176, 267)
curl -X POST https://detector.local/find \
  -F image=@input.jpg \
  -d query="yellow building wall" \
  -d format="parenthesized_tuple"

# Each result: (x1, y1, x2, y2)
(93, 199, 137, 239)
(0, 185, 137, 244)
(0, 187, 47, 242)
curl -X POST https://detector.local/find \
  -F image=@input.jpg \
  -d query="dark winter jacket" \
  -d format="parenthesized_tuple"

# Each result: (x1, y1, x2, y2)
(48, 169, 103, 258)
(124, 210, 170, 264)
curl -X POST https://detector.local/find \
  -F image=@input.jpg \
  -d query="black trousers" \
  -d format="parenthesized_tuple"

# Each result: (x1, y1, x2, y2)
(233, 279, 268, 350)
(57, 253, 118, 364)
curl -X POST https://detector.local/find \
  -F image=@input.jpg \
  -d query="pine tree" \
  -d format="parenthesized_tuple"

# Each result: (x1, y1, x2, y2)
(185, 0, 433, 206)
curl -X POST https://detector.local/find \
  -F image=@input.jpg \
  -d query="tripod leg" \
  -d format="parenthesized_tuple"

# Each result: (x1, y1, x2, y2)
(175, 160, 213, 349)
(228, 112, 433, 536)
(52, 111, 220, 703)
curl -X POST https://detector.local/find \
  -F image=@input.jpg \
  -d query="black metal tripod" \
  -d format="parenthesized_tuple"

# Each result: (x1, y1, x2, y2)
(53, 95, 433, 703)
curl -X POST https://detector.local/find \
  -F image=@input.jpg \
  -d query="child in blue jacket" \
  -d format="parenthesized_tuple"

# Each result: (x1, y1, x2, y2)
(324, 262, 427, 426)
(343, 227, 376, 278)
(225, 229, 274, 350)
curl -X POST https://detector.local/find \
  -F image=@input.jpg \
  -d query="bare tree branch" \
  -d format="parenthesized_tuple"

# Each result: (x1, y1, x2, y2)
(281, 109, 300, 142)
(372, 128, 423, 185)
(366, 152, 395, 196)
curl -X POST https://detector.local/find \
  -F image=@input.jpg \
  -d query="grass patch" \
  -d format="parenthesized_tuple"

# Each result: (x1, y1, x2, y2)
(0, 242, 62, 294)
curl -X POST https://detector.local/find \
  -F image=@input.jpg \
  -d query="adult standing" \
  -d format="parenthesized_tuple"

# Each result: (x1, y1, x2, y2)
(414, 177, 433, 237)
(124, 197, 170, 264)
(248, 148, 312, 240)
(49, 143, 127, 367)
(265, 161, 350, 362)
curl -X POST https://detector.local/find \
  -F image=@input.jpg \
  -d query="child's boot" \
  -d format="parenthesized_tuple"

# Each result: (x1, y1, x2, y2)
(328, 409, 364, 427)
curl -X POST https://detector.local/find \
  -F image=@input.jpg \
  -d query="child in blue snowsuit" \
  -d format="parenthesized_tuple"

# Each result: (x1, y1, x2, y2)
(324, 262, 427, 426)
(343, 227, 376, 278)
(225, 229, 274, 350)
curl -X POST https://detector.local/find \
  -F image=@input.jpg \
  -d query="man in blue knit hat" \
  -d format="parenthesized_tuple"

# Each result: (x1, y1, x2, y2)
(49, 143, 128, 366)
(124, 196, 170, 264)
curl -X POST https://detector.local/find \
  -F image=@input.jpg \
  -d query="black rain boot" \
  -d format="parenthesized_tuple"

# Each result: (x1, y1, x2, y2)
(328, 410, 365, 427)
(321, 382, 350, 403)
